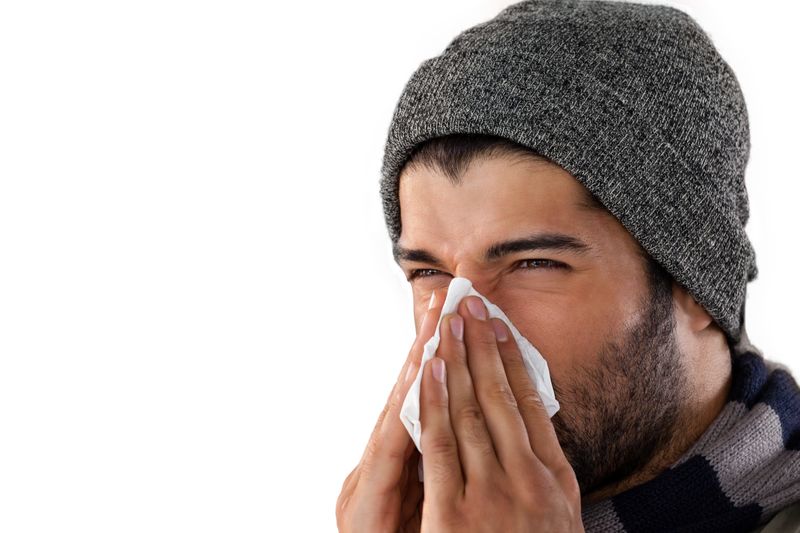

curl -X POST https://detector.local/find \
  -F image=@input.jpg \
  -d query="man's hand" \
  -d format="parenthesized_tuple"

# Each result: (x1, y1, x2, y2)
(419, 295, 584, 532)
(336, 290, 446, 533)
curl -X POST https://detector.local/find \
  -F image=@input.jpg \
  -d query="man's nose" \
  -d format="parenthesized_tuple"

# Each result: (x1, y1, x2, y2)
(451, 273, 501, 308)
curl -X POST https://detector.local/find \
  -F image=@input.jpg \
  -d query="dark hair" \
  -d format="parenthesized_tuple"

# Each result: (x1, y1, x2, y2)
(401, 133, 674, 299)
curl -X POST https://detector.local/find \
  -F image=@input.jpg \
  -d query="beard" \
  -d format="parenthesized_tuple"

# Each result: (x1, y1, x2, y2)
(549, 273, 691, 498)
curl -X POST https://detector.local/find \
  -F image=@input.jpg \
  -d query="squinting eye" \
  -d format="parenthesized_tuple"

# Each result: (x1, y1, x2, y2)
(407, 259, 566, 282)
(515, 259, 567, 271)
(407, 268, 445, 281)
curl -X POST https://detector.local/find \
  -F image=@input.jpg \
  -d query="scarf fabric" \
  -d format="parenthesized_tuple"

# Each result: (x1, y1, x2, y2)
(581, 329, 800, 532)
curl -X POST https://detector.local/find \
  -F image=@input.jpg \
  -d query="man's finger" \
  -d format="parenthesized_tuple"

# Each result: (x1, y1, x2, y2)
(359, 289, 446, 488)
(494, 318, 569, 471)
(399, 450, 423, 520)
(462, 308, 539, 474)
(420, 356, 463, 503)
(364, 290, 442, 449)
(436, 310, 500, 481)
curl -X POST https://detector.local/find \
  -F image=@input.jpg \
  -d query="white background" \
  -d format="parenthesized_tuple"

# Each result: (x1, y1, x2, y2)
(0, 1, 797, 531)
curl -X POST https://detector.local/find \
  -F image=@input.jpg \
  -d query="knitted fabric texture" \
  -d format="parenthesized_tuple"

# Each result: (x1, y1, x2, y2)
(378, 0, 758, 344)
(581, 329, 800, 532)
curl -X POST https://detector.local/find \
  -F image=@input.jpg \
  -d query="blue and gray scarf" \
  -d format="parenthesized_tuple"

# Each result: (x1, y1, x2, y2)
(582, 329, 800, 532)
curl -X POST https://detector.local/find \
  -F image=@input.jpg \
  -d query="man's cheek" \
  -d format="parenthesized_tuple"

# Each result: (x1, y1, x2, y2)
(516, 320, 598, 380)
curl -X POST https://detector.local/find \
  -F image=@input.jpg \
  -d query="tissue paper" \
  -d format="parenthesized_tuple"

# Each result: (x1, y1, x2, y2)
(400, 277, 560, 476)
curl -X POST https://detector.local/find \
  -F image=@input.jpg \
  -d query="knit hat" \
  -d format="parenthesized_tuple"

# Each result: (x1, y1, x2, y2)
(378, 0, 757, 345)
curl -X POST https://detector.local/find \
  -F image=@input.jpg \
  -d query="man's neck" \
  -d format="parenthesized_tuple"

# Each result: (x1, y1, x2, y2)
(581, 344, 733, 506)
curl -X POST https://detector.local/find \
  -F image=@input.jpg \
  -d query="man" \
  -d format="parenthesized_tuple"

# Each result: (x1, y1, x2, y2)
(336, 1, 800, 531)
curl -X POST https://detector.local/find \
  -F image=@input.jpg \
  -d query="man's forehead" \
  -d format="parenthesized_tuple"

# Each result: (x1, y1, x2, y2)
(393, 182, 630, 267)
(396, 158, 615, 263)
(400, 154, 609, 217)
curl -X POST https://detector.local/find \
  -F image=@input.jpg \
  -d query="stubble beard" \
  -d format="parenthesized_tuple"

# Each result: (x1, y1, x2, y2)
(549, 278, 691, 498)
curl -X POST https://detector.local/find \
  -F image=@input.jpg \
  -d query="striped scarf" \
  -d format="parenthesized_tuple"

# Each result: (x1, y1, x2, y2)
(582, 329, 800, 532)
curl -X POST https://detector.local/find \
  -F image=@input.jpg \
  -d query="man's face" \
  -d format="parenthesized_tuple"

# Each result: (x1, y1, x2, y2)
(396, 154, 689, 499)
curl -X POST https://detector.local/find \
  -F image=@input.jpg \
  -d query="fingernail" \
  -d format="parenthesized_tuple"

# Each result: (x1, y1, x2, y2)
(428, 292, 437, 310)
(492, 319, 509, 342)
(466, 297, 487, 320)
(449, 314, 464, 341)
(432, 357, 446, 383)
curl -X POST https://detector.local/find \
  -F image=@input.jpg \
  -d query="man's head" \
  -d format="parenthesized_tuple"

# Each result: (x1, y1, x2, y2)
(380, 0, 758, 346)
(393, 133, 726, 498)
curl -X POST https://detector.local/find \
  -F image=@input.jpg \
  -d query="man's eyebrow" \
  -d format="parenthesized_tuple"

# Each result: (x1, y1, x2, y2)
(392, 245, 443, 267)
(484, 233, 594, 261)
(393, 232, 594, 266)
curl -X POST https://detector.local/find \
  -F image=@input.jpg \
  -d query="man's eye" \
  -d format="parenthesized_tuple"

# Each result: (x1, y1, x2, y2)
(407, 259, 565, 281)
(407, 268, 444, 281)
(515, 259, 566, 271)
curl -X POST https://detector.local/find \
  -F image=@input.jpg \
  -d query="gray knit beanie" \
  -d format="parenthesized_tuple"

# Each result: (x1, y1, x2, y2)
(379, 0, 757, 344)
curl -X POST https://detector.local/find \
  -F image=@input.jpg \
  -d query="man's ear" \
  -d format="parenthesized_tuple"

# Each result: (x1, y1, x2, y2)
(672, 281, 714, 333)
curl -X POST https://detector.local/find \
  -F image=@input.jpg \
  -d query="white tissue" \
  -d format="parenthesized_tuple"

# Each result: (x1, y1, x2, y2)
(400, 277, 560, 480)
